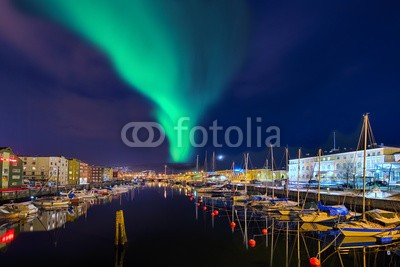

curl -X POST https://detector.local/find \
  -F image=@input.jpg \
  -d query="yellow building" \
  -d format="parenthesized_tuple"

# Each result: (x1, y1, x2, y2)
(68, 158, 81, 185)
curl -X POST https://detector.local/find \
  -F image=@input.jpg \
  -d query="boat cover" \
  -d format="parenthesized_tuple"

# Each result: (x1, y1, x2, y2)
(318, 202, 349, 216)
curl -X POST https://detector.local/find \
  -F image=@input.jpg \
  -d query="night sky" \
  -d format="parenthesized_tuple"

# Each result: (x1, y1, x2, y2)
(1, 1, 399, 171)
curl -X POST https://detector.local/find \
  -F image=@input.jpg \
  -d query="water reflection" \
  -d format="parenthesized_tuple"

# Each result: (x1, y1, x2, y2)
(186, 185, 400, 267)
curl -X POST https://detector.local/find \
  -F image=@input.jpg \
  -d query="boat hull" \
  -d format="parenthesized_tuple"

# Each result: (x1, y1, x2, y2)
(339, 227, 400, 237)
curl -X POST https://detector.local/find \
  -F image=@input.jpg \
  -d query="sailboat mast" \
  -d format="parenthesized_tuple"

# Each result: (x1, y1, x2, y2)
(265, 158, 268, 197)
(362, 114, 368, 221)
(56, 166, 59, 196)
(212, 151, 215, 172)
(318, 149, 321, 204)
(297, 148, 301, 206)
(244, 153, 249, 195)
(196, 154, 199, 173)
(285, 146, 289, 198)
(271, 145, 275, 199)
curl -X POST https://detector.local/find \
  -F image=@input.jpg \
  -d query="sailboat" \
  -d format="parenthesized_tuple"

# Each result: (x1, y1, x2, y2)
(336, 114, 400, 237)
(33, 167, 70, 209)
(299, 149, 352, 223)
(232, 153, 251, 205)
(250, 146, 298, 211)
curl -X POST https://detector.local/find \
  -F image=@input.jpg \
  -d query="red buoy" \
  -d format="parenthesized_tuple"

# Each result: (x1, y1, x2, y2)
(213, 210, 219, 216)
(189, 197, 193, 201)
(309, 257, 320, 267)
(211, 212, 215, 216)
(230, 222, 236, 229)
(249, 239, 256, 248)
(196, 203, 200, 206)
(203, 206, 207, 211)
(262, 228, 268, 235)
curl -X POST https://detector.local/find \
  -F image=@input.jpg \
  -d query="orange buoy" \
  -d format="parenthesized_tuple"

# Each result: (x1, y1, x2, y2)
(262, 228, 268, 235)
(309, 257, 320, 267)
(230, 222, 236, 229)
(203, 206, 207, 211)
(213, 210, 219, 216)
(249, 239, 256, 248)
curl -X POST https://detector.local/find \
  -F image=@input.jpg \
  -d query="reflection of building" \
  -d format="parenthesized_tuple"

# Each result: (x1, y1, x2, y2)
(89, 166, 113, 183)
(0, 147, 23, 189)
(22, 156, 68, 186)
(20, 209, 67, 232)
(66, 203, 89, 222)
(0, 224, 18, 251)
(288, 146, 400, 184)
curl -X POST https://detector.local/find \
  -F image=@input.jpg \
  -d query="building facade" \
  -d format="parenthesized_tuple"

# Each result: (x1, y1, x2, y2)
(0, 147, 23, 189)
(68, 158, 81, 185)
(79, 161, 89, 185)
(89, 166, 113, 183)
(288, 146, 400, 185)
(22, 156, 68, 186)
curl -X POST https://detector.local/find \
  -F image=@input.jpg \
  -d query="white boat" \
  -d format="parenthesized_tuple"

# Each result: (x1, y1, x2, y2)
(336, 114, 400, 237)
(0, 205, 20, 219)
(2, 202, 38, 217)
(33, 196, 70, 209)
(61, 189, 95, 200)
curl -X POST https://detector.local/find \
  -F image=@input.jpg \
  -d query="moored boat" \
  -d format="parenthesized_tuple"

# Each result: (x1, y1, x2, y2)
(33, 196, 70, 209)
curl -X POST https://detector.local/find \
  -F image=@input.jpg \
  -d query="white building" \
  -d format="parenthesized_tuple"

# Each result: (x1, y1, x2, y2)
(288, 146, 400, 184)
(22, 156, 69, 186)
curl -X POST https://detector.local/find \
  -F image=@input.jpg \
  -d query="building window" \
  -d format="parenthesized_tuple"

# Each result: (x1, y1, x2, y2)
(13, 169, 21, 173)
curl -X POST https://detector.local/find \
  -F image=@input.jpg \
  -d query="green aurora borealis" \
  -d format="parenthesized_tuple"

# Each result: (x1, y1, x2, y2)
(18, 0, 249, 162)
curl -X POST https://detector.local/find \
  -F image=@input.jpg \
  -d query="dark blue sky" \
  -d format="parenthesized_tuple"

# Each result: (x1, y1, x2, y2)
(1, 1, 399, 171)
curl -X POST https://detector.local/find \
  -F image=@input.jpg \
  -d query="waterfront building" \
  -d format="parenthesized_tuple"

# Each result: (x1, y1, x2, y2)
(288, 146, 400, 185)
(0, 147, 23, 189)
(89, 166, 113, 183)
(215, 168, 288, 182)
(68, 158, 81, 185)
(22, 156, 68, 186)
(79, 161, 89, 185)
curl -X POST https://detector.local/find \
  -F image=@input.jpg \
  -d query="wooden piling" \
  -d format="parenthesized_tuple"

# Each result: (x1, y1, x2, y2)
(115, 210, 127, 246)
